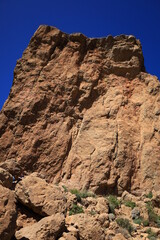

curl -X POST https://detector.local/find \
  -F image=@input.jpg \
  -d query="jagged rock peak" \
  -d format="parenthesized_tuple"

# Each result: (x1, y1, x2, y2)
(25, 25, 145, 79)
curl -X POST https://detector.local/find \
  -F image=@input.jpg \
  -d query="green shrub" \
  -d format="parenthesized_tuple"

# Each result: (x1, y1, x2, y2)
(62, 185, 68, 192)
(108, 195, 120, 214)
(143, 219, 149, 227)
(133, 218, 142, 225)
(69, 204, 84, 216)
(145, 191, 153, 199)
(70, 189, 95, 202)
(146, 228, 157, 240)
(124, 200, 136, 209)
(116, 218, 134, 234)
(134, 217, 150, 227)
(146, 202, 160, 228)
(156, 216, 160, 228)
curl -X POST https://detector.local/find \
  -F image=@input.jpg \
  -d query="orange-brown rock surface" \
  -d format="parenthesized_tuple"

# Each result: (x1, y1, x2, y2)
(0, 25, 159, 195)
(0, 184, 17, 240)
(15, 173, 67, 216)
(15, 213, 65, 240)
(0, 25, 160, 239)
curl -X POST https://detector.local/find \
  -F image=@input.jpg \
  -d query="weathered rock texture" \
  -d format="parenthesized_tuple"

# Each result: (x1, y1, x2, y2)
(0, 167, 13, 188)
(15, 213, 65, 240)
(0, 25, 160, 196)
(0, 185, 17, 240)
(66, 214, 105, 240)
(15, 173, 67, 216)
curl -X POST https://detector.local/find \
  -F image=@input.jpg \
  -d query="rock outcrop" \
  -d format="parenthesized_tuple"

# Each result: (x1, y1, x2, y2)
(0, 25, 160, 239)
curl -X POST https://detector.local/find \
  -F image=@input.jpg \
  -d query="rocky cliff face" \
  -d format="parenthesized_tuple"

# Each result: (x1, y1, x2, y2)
(0, 25, 160, 197)
(0, 25, 160, 240)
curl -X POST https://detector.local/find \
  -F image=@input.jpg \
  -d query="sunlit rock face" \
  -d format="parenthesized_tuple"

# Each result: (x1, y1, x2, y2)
(0, 25, 160, 195)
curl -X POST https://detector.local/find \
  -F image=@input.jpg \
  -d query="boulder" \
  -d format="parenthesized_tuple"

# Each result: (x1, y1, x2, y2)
(108, 213, 116, 222)
(0, 184, 17, 240)
(66, 214, 105, 240)
(15, 173, 67, 216)
(81, 196, 109, 214)
(15, 213, 65, 240)
(131, 207, 140, 220)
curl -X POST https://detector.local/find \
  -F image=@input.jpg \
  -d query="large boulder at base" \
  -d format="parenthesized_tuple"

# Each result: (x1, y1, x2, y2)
(15, 213, 65, 240)
(66, 214, 105, 240)
(0, 167, 13, 188)
(0, 185, 17, 240)
(15, 173, 67, 216)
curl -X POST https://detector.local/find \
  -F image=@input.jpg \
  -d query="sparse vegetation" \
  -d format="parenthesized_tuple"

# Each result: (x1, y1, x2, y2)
(142, 219, 149, 227)
(146, 202, 160, 228)
(145, 191, 153, 199)
(108, 195, 120, 214)
(69, 204, 84, 215)
(133, 217, 150, 227)
(133, 217, 142, 225)
(90, 210, 96, 216)
(124, 200, 136, 209)
(62, 185, 68, 192)
(146, 228, 157, 240)
(70, 189, 95, 202)
(116, 218, 134, 234)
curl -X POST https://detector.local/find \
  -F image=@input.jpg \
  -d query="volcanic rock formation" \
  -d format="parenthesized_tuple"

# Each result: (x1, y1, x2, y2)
(0, 25, 160, 196)
(0, 25, 159, 239)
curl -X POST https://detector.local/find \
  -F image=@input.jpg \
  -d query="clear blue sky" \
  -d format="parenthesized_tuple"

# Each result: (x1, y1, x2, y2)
(0, 0, 160, 110)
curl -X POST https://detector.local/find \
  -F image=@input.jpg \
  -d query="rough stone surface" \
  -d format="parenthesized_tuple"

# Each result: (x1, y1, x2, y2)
(0, 25, 159, 195)
(0, 25, 160, 240)
(0, 159, 22, 179)
(131, 207, 140, 219)
(0, 167, 13, 188)
(15, 213, 65, 240)
(152, 190, 160, 208)
(15, 172, 67, 216)
(66, 214, 105, 240)
(0, 185, 17, 240)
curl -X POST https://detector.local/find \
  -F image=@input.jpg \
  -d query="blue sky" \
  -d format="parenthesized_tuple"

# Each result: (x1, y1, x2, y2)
(0, 0, 160, 110)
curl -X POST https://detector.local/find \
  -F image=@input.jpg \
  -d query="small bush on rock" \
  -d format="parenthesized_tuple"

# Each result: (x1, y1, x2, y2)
(145, 191, 153, 199)
(142, 219, 149, 227)
(133, 217, 142, 225)
(116, 218, 134, 234)
(146, 202, 160, 227)
(62, 185, 68, 192)
(108, 195, 120, 214)
(70, 189, 95, 202)
(69, 204, 84, 215)
(124, 200, 136, 209)
(146, 228, 157, 240)
(133, 217, 150, 227)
